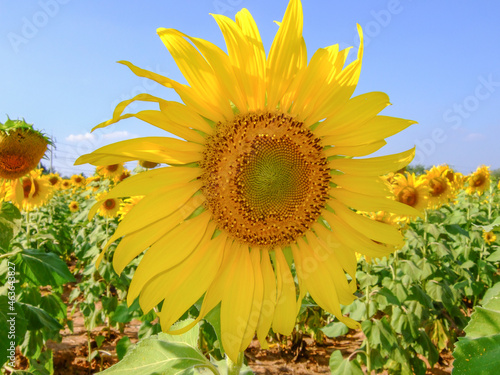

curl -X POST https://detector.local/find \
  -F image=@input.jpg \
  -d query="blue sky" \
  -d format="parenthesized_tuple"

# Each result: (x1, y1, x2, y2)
(1, 0, 499, 176)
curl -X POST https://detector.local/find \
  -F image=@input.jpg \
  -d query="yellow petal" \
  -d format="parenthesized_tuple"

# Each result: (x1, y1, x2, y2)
(331, 188, 420, 216)
(332, 175, 390, 196)
(128, 212, 212, 305)
(140, 228, 226, 317)
(157, 28, 233, 121)
(271, 248, 296, 335)
(256, 250, 277, 348)
(326, 201, 404, 246)
(323, 141, 387, 157)
(329, 148, 415, 176)
(315, 91, 390, 137)
(267, 0, 304, 109)
(221, 245, 254, 362)
(75, 137, 204, 166)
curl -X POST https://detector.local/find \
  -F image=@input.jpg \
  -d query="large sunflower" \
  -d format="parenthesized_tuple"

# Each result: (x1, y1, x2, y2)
(76, 0, 417, 361)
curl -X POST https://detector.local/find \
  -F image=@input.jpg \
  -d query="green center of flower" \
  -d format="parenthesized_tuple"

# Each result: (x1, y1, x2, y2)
(201, 112, 330, 248)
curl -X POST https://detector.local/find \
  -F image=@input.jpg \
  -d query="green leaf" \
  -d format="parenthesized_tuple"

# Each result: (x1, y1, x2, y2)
(158, 319, 199, 348)
(19, 302, 63, 332)
(97, 336, 218, 375)
(453, 335, 500, 374)
(474, 216, 500, 232)
(329, 350, 363, 375)
(14, 249, 75, 287)
(204, 303, 224, 355)
(211, 358, 254, 374)
(444, 224, 469, 238)
(464, 306, 500, 338)
(116, 336, 131, 361)
(486, 249, 500, 262)
(482, 282, 500, 305)
(0, 202, 22, 250)
(321, 321, 349, 338)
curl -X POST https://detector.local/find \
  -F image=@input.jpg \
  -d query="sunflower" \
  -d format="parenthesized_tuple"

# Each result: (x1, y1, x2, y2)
(93, 194, 120, 218)
(115, 169, 131, 183)
(139, 160, 159, 169)
(96, 163, 124, 179)
(71, 174, 86, 188)
(60, 179, 72, 190)
(5, 170, 53, 211)
(483, 231, 497, 245)
(68, 201, 80, 213)
(466, 165, 490, 196)
(422, 166, 454, 209)
(391, 173, 428, 215)
(75, 0, 417, 361)
(0, 118, 49, 180)
(45, 173, 62, 189)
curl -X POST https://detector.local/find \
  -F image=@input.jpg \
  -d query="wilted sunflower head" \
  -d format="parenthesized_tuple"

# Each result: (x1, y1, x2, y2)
(466, 165, 490, 196)
(0, 118, 50, 180)
(75, 0, 418, 361)
(483, 230, 497, 244)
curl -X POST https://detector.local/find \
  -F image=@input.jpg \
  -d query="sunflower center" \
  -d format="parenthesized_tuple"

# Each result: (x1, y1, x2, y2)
(23, 179, 39, 199)
(429, 177, 446, 196)
(106, 164, 119, 172)
(49, 176, 59, 185)
(104, 199, 116, 209)
(201, 112, 330, 248)
(397, 186, 417, 207)
(472, 174, 485, 187)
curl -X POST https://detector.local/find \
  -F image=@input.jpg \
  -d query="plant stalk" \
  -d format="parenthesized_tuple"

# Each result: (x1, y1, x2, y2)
(227, 352, 244, 375)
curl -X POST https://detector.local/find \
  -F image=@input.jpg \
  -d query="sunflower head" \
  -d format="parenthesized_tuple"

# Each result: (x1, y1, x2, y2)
(139, 160, 159, 169)
(466, 165, 490, 196)
(74, 0, 418, 361)
(422, 166, 454, 209)
(0, 118, 50, 180)
(5, 171, 53, 211)
(483, 230, 497, 245)
(46, 173, 62, 188)
(96, 163, 124, 179)
(391, 173, 428, 215)
(60, 179, 72, 190)
(115, 169, 131, 183)
(68, 201, 80, 213)
(71, 174, 86, 187)
(95, 194, 120, 218)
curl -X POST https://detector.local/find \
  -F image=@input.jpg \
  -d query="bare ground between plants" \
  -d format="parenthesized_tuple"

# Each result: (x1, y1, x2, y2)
(12, 305, 454, 375)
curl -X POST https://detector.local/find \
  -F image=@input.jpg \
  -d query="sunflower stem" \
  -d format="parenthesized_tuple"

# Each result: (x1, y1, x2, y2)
(26, 210, 31, 247)
(227, 352, 244, 375)
(364, 260, 372, 373)
(422, 210, 428, 258)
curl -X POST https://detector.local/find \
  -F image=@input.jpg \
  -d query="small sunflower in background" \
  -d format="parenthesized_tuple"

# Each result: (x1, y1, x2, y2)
(391, 173, 429, 216)
(138, 160, 159, 169)
(71, 174, 86, 188)
(483, 231, 497, 245)
(60, 179, 72, 190)
(46, 173, 62, 189)
(68, 201, 79, 213)
(466, 165, 490, 196)
(96, 163, 124, 179)
(92, 194, 120, 218)
(6, 170, 53, 211)
(76, 0, 418, 360)
(422, 166, 454, 209)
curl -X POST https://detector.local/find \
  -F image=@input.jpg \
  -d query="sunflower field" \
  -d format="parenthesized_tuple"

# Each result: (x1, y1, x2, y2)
(2, 0, 500, 374)
(1, 154, 499, 375)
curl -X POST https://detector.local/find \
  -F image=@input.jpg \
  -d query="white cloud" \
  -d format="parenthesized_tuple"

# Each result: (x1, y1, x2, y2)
(65, 130, 134, 143)
(464, 133, 486, 142)
(103, 130, 132, 139)
(65, 132, 96, 142)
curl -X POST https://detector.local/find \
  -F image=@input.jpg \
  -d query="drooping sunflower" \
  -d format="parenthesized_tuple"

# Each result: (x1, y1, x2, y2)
(68, 201, 80, 213)
(466, 165, 490, 196)
(422, 166, 454, 209)
(391, 173, 429, 215)
(483, 231, 497, 245)
(76, 0, 417, 361)
(0, 118, 49, 180)
(96, 163, 124, 179)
